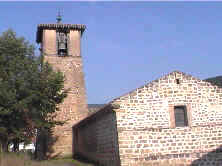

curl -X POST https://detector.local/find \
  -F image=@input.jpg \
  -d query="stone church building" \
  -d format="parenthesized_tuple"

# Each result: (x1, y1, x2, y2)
(73, 71, 222, 166)
(36, 17, 222, 165)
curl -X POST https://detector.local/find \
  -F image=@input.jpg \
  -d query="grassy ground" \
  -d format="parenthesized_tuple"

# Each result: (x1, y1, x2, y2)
(0, 153, 94, 166)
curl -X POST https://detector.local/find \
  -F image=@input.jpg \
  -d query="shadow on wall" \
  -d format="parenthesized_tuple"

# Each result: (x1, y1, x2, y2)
(72, 108, 121, 166)
(35, 128, 60, 160)
(191, 146, 222, 166)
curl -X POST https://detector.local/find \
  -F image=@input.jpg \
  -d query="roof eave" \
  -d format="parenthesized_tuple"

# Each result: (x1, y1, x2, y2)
(36, 23, 86, 43)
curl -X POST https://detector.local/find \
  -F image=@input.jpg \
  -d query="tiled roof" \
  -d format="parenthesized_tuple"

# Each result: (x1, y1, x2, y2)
(36, 23, 86, 43)
(88, 104, 106, 114)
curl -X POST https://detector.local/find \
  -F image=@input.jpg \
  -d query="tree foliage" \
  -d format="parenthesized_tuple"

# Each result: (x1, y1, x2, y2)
(205, 76, 222, 88)
(0, 29, 67, 152)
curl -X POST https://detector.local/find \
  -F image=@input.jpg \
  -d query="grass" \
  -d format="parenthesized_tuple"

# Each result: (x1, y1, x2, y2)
(0, 153, 94, 166)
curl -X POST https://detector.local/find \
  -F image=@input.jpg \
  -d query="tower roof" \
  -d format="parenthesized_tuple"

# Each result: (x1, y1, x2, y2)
(36, 23, 86, 43)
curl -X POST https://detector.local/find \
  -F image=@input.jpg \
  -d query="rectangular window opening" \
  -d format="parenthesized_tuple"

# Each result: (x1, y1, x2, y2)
(56, 31, 68, 57)
(174, 106, 188, 127)
(176, 79, 180, 84)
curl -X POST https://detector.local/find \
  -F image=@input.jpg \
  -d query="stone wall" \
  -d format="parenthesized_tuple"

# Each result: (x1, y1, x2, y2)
(37, 28, 88, 158)
(43, 56, 88, 157)
(42, 29, 57, 55)
(113, 71, 222, 130)
(73, 108, 120, 166)
(117, 125, 222, 166)
(111, 71, 222, 165)
(73, 71, 222, 165)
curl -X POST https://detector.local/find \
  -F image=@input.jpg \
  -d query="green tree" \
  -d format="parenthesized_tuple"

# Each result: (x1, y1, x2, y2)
(0, 29, 67, 152)
(205, 76, 222, 88)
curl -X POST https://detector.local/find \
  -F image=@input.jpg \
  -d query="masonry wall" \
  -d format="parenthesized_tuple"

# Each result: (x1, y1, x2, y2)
(117, 126, 222, 166)
(43, 56, 88, 157)
(73, 110, 120, 166)
(42, 29, 57, 55)
(111, 71, 222, 166)
(38, 29, 88, 158)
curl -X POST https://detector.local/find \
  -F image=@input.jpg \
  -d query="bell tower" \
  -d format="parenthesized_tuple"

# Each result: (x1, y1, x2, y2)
(36, 14, 88, 157)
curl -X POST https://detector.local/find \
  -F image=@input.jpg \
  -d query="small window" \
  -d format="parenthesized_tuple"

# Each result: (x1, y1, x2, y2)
(174, 106, 188, 127)
(176, 79, 180, 84)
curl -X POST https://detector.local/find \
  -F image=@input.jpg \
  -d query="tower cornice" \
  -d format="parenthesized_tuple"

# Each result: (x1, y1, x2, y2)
(36, 23, 86, 43)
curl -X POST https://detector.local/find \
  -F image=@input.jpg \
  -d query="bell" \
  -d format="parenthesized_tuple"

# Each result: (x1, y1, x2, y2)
(59, 42, 66, 50)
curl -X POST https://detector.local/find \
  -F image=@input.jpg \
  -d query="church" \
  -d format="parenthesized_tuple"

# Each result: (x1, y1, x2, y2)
(36, 15, 222, 166)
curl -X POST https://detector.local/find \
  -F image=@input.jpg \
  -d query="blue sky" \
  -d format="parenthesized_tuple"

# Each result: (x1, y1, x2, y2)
(1, 2, 222, 104)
